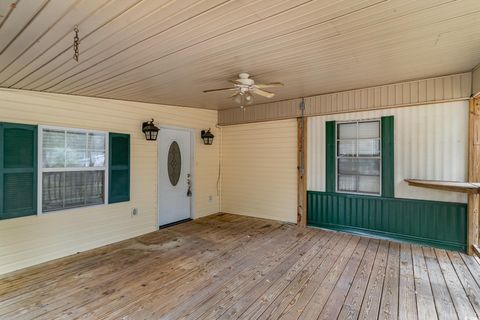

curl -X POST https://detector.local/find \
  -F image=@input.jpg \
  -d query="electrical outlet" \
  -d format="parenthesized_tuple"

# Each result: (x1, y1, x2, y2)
(131, 208, 138, 217)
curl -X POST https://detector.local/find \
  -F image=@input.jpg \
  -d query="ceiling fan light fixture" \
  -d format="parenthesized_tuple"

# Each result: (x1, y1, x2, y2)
(203, 73, 284, 109)
(234, 94, 242, 104)
(234, 92, 254, 108)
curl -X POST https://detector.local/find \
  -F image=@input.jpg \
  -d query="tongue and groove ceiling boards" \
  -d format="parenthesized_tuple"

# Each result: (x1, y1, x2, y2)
(0, 0, 480, 110)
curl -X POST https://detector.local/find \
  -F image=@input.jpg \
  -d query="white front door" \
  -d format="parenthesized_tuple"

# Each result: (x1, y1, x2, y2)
(158, 127, 192, 226)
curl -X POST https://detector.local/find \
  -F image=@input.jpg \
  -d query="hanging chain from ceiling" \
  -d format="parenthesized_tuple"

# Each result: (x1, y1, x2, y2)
(73, 25, 80, 62)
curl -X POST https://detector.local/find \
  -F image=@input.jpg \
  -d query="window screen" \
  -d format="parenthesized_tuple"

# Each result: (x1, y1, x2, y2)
(336, 120, 381, 195)
(40, 128, 107, 212)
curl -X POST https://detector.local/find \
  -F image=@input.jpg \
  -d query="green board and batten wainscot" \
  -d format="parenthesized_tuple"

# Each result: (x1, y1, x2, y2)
(307, 191, 467, 251)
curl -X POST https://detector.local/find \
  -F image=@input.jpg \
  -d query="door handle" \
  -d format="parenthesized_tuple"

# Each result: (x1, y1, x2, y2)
(187, 173, 192, 197)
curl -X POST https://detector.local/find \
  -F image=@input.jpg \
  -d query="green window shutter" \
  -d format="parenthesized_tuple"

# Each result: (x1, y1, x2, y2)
(381, 116, 395, 197)
(0, 123, 37, 220)
(325, 121, 336, 192)
(109, 133, 130, 204)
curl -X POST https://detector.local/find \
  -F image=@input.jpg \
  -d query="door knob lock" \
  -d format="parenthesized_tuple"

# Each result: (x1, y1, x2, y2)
(187, 173, 192, 197)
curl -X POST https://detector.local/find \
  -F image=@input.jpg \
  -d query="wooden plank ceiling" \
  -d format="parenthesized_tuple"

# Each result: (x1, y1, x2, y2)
(0, 0, 480, 110)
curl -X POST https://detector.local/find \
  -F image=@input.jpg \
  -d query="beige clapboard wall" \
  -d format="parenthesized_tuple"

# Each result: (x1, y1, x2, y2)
(0, 89, 219, 275)
(220, 119, 298, 223)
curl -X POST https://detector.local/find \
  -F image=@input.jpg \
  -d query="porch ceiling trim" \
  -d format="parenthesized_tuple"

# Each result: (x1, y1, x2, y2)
(218, 72, 472, 126)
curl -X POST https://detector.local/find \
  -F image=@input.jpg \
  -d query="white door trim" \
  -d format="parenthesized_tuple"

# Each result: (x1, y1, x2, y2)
(157, 125, 196, 227)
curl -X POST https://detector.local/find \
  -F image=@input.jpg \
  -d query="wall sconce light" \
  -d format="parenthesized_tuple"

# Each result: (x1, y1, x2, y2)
(201, 129, 214, 145)
(142, 119, 159, 141)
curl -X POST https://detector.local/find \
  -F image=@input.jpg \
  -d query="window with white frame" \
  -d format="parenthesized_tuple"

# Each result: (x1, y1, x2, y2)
(336, 120, 381, 195)
(40, 127, 107, 212)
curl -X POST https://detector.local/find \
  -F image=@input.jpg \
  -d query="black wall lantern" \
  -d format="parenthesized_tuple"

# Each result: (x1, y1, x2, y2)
(142, 119, 159, 141)
(201, 129, 214, 145)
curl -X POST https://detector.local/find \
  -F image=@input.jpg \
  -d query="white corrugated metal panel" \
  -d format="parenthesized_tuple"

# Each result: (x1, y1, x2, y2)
(219, 73, 472, 125)
(221, 119, 297, 223)
(307, 100, 468, 203)
(0, 88, 219, 275)
(473, 65, 480, 97)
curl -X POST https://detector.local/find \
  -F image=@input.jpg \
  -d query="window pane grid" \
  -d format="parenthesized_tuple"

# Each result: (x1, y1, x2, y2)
(336, 120, 381, 195)
(40, 127, 107, 213)
(43, 130, 105, 169)
(42, 171, 105, 212)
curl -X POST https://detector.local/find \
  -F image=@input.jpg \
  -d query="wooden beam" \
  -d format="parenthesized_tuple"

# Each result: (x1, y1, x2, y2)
(474, 244, 480, 258)
(297, 117, 307, 227)
(404, 179, 480, 194)
(468, 97, 480, 255)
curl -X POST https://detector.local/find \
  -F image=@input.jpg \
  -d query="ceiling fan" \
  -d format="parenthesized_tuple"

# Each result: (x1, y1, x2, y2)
(203, 73, 284, 108)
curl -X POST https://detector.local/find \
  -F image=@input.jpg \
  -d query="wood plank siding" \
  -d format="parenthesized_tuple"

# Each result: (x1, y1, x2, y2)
(1, 2, 480, 109)
(1, 213, 480, 319)
(218, 72, 472, 125)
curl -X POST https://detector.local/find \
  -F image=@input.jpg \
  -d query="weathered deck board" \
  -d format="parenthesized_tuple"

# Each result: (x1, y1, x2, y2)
(317, 238, 370, 320)
(247, 233, 347, 320)
(398, 243, 417, 320)
(1, 213, 480, 320)
(378, 242, 400, 320)
(423, 247, 457, 320)
(337, 239, 380, 320)
(411, 245, 438, 320)
(358, 240, 389, 319)
(297, 236, 363, 319)
(435, 249, 477, 320)
(447, 251, 480, 317)
(274, 235, 356, 320)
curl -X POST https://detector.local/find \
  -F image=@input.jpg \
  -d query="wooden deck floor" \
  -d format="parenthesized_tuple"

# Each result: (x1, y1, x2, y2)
(1, 213, 480, 319)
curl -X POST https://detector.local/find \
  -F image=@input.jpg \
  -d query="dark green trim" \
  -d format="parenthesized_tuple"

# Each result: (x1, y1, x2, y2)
(381, 116, 394, 197)
(108, 133, 130, 204)
(307, 191, 467, 252)
(325, 121, 336, 192)
(0, 123, 37, 220)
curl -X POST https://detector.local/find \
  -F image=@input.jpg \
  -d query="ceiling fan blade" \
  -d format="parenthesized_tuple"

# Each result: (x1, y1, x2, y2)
(253, 88, 275, 98)
(255, 82, 284, 89)
(230, 92, 240, 98)
(203, 87, 236, 93)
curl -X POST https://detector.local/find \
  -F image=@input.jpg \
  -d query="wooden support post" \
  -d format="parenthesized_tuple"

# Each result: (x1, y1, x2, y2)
(468, 97, 480, 255)
(297, 117, 307, 227)
(468, 194, 480, 255)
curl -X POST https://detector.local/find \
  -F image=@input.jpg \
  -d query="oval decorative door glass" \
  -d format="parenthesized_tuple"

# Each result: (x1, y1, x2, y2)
(167, 141, 181, 186)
